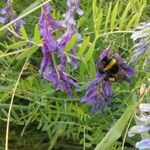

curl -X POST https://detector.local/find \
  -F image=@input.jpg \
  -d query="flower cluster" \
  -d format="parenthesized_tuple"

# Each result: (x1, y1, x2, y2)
(39, 1, 83, 96)
(128, 103, 150, 149)
(81, 48, 136, 113)
(131, 22, 150, 70)
(0, 0, 25, 36)
(57, 0, 84, 70)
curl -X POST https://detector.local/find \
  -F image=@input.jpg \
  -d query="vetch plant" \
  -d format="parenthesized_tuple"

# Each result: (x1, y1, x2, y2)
(0, 0, 149, 149)
(39, 1, 83, 96)
(0, 0, 25, 36)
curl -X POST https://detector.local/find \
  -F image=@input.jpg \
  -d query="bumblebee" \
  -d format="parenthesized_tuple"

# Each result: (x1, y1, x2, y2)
(101, 57, 131, 83)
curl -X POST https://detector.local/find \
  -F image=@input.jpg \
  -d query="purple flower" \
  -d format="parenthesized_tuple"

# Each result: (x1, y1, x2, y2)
(58, 0, 84, 70)
(39, 3, 63, 88)
(131, 22, 150, 61)
(66, 0, 84, 16)
(0, 0, 10, 23)
(39, 3, 81, 96)
(128, 103, 150, 149)
(136, 138, 150, 149)
(81, 73, 113, 113)
(81, 47, 136, 113)
(0, 0, 25, 36)
(128, 125, 150, 137)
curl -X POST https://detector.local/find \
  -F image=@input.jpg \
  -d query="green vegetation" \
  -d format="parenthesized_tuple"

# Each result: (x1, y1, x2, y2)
(0, 0, 149, 149)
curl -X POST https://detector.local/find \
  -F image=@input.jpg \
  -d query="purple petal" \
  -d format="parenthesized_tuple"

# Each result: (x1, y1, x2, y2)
(100, 95, 112, 112)
(136, 114, 150, 125)
(102, 81, 113, 97)
(0, 16, 8, 23)
(39, 45, 51, 74)
(42, 67, 61, 89)
(66, 0, 84, 16)
(46, 38, 59, 52)
(92, 99, 99, 114)
(136, 138, 150, 149)
(99, 47, 110, 60)
(15, 19, 25, 26)
(133, 43, 148, 60)
(82, 74, 105, 102)
(88, 74, 105, 87)
(49, 17, 63, 29)
(63, 12, 76, 26)
(42, 3, 51, 15)
(0, 6, 10, 15)
(57, 33, 71, 50)
(39, 3, 62, 36)
(113, 53, 124, 64)
(114, 53, 136, 76)
(59, 53, 67, 72)
(76, 7, 84, 16)
(59, 71, 79, 96)
(81, 85, 98, 104)
(70, 48, 78, 69)
(122, 64, 136, 76)
(139, 103, 150, 112)
(59, 72, 72, 96)
(128, 125, 150, 137)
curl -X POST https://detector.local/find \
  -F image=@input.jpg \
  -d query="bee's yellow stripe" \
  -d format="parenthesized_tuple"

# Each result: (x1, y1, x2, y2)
(104, 58, 117, 71)
(108, 77, 116, 81)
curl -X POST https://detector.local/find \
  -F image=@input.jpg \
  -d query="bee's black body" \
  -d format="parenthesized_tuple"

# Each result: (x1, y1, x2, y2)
(99, 57, 129, 82)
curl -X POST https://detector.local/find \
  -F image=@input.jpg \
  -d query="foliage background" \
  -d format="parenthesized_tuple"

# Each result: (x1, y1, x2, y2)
(0, 0, 150, 149)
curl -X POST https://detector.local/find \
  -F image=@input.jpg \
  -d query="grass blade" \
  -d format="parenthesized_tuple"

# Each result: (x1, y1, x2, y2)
(104, 2, 112, 32)
(77, 36, 90, 57)
(110, 1, 119, 32)
(95, 105, 135, 150)
(119, 2, 131, 30)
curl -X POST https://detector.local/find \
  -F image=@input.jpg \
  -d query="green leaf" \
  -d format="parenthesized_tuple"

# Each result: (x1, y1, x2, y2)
(95, 105, 135, 150)
(110, 1, 119, 32)
(126, 13, 138, 30)
(119, 2, 131, 30)
(64, 34, 77, 52)
(34, 24, 41, 44)
(93, 0, 100, 35)
(77, 16, 86, 29)
(104, 2, 112, 32)
(20, 25, 28, 39)
(84, 38, 97, 63)
(7, 41, 27, 50)
(49, 124, 65, 150)
(0, 42, 6, 48)
(95, 8, 103, 36)
(17, 45, 39, 59)
(1, 108, 8, 118)
(89, 57, 96, 79)
(77, 36, 90, 57)
(92, 0, 99, 21)
(133, 5, 145, 27)
(78, 63, 86, 82)
(0, 28, 7, 37)
(85, 143, 92, 148)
